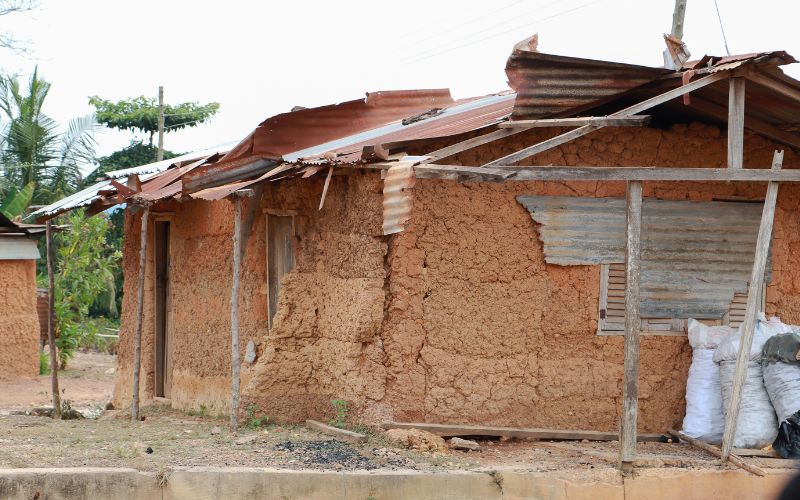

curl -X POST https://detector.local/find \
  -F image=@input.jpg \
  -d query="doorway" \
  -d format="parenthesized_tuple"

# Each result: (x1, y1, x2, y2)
(154, 220, 172, 398)
(266, 214, 295, 329)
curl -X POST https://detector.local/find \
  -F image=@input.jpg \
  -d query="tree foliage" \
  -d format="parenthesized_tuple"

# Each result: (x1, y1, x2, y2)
(52, 210, 120, 366)
(0, 68, 97, 205)
(88, 95, 219, 145)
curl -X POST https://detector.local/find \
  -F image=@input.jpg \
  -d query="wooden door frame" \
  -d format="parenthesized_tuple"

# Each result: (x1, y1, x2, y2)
(152, 216, 173, 398)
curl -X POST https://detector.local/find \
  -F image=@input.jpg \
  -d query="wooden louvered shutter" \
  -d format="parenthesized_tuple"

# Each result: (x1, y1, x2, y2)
(599, 264, 765, 335)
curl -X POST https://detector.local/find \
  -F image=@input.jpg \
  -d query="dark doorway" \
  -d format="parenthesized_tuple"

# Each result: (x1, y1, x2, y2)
(154, 220, 172, 398)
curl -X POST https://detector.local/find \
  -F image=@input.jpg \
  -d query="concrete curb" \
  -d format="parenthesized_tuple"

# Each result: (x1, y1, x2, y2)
(0, 466, 793, 499)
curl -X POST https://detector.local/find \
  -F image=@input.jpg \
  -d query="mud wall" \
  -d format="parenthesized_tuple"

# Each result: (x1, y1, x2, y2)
(381, 123, 800, 432)
(113, 199, 266, 413)
(115, 122, 800, 432)
(0, 259, 39, 379)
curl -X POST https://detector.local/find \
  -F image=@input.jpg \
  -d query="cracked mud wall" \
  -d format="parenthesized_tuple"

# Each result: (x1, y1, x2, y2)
(0, 259, 39, 379)
(382, 123, 800, 432)
(241, 173, 390, 423)
(114, 122, 800, 432)
(113, 200, 265, 414)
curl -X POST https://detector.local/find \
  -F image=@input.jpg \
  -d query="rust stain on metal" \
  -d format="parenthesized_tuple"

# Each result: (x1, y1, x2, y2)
(382, 162, 416, 235)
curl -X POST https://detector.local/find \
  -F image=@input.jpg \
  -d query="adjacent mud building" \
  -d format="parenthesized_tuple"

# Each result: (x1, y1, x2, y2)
(0, 214, 44, 379)
(34, 42, 800, 436)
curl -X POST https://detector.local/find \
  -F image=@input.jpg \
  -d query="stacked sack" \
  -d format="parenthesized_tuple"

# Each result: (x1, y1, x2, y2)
(681, 319, 736, 443)
(712, 314, 782, 449)
(761, 326, 800, 458)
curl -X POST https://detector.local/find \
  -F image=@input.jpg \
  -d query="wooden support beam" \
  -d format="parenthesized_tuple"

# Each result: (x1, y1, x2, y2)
(721, 149, 784, 461)
(745, 71, 800, 104)
(688, 95, 800, 152)
(498, 116, 650, 128)
(382, 422, 664, 441)
(620, 181, 642, 468)
(306, 420, 367, 443)
(421, 164, 800, 182)
(45, 220, 61, 420)
(484, 71, 731, 167)
(131, 205, 149, 422)
(318, 166, 334, 210)
(728, 78, 746, 169)
(670, 430, 766, 476)
(421, 127, 531, 163)
(229, 197, 242, 432)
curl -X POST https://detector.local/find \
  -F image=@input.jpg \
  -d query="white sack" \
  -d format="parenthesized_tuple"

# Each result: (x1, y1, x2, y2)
(713, 313, 784, 364)
(718, 360, 778, 448)
(682, 320, 735, 443)
(763, 361, 800, 423)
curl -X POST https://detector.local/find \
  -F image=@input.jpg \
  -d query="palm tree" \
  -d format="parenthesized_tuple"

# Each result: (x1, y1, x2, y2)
(0, 67, 97, 208)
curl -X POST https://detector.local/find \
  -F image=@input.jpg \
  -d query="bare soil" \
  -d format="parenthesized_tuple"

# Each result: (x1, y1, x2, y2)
(0, 351, 115, 415)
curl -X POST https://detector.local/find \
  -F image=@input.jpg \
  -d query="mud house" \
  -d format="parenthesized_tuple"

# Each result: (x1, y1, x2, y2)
(0, 213, 45, 379)
(33, 42, 800, 446)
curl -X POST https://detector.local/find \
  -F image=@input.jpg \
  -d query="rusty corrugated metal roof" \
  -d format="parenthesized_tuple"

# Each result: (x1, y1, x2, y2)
(506, 36, 669, 120)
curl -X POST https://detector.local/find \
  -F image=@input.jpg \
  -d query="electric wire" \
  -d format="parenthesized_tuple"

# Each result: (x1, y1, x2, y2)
(402, 0, 606, 65)
(712, 0, 731, 56)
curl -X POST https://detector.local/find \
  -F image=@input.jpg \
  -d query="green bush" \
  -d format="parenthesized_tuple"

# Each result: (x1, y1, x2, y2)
(39, 352, 50, 375)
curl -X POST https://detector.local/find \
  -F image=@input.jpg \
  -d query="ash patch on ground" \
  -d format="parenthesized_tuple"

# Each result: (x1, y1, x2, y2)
(272, 440, 417, 470)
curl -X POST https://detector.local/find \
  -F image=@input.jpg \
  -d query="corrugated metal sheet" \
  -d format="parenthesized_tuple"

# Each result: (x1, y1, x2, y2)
(517, 195, 768, 319)
(37, 289, 48, 341)
(506, 37, 668, 120)
(28, 180, 112, 221)
(382, 162, 416, 235)
(0, 236, 40, 259)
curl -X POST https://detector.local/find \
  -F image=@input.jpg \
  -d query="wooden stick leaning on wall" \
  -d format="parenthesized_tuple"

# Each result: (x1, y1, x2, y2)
(669, 430, 765, 476)
(620, 180, 643, 471)
(230, 196, 243, 432)
(720, 149, 784, 460)
(45, 220, 61, 419)
(131, 204, 150, 422)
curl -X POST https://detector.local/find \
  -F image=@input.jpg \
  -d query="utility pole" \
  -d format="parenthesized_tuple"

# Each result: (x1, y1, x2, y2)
(157, 86, 165, 162)
(663, 0, 689, 69)
(671, 0, 687, 40)
(46, 220, 61, 419)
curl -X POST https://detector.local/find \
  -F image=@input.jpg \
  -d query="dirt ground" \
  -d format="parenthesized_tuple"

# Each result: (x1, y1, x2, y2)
(0, 351, 115, 415)
(1, 405, 796, 480)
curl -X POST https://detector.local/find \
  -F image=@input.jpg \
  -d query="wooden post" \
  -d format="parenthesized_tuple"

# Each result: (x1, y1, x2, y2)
(45, 220, 61, 419)
(721, 150, 784, 460)
(131, 205, 150, 422)
(157, 86, 165, 162)
(318, 166, 334, 210)
(728, 78, 746, 169)
(229, 197, 243, 432)
(670, 430, 766, 476)
(620, 180, 642, 470)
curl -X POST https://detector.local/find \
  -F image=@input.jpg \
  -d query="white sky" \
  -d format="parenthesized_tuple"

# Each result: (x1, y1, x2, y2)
(2, 0, 799, 160)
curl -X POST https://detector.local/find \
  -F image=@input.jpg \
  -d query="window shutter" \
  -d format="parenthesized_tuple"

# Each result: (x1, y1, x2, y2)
(599, 264, 765, 335)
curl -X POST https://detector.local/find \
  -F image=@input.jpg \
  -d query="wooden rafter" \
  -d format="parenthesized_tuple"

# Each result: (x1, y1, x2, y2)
(416, 164, 800, 182)
(497, 116, 650, 128)
(482, 70, 732, 167)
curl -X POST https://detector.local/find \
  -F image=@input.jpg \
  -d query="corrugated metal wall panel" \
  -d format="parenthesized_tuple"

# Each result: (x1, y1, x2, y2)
(518, 196, 768, 319)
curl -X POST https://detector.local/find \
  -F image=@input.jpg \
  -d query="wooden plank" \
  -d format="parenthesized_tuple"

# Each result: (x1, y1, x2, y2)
(721, 149, 784, 461)
(688, 95, 800, 152)
(498, 116, 650, 128)
(421, 127, 531, 164)
(131, 205, 149, 422)
(422, 165, 800, 182)
(229, 197, 242, 432)
(415, 164, 513, 181)
(381, 422, 664, 442)
(733, 448, 781, 458)
(484, 71, 730, 167)
(621, 181, 643, 466)
(745, 71, 800, 104)
(318, 166, 334, 210)
(670, 430, 766, 476)
(306, 420, 367, 443)
(728, 78, 746, 169)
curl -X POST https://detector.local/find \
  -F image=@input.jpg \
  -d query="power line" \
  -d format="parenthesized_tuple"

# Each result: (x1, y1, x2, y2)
(402, 0, 606, 65)
(402, 0, 527, 48)
(400, 0, 564, 63)
(712, 0, 731, 56)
